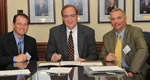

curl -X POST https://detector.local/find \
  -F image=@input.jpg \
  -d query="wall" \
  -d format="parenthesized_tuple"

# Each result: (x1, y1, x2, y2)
(7, 0, 150, 42)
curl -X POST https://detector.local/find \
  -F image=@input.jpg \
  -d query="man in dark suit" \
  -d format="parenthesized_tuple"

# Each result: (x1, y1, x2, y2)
(140, 0, 150, 14)
(0, 13, 39, 64)
(46, 5, 97, 62)
(100, 8, 149, 80)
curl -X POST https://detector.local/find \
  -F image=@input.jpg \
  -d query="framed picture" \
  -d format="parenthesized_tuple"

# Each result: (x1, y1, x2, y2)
(28, 0, 55, 24)
(63, 0, 90, 23)
(98, 0, 125, 23)
(133, 0, 150, 22)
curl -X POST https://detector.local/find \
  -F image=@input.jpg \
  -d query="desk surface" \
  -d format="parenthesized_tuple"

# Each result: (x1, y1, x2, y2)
(0, 61, 144, 80)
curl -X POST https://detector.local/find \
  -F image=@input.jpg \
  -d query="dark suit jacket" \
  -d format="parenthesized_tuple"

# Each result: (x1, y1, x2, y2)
(140, 2, 150, 14)
(0, 32, 39, 64)
(100, 25, 149, 76)
(46, 23, 97, 61)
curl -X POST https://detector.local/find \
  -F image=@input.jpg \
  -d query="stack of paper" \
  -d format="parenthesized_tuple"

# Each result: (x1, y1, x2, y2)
(0, 69, 30, 76)
(88, 66, 125, 75)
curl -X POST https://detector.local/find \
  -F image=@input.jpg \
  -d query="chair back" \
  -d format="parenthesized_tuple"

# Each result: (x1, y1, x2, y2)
(143, 32, 150, 65)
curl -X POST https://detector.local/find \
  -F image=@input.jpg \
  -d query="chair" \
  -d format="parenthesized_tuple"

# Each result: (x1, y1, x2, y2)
(143, 32, 150, 65)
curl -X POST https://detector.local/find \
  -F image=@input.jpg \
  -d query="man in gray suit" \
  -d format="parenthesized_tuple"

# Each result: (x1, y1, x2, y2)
(100, 8, 149, 80)
(46, 5, 97, 62)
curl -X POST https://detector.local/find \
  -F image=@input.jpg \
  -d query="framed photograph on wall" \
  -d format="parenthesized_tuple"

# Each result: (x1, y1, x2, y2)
(133, 0, 150, 22)
(28, 0, 55, 24)
(98, 0, 125, 23)
(63, 0, 90, 23)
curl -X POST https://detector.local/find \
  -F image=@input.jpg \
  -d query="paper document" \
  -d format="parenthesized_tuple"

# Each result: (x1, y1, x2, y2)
(47, 67, 72, 74)
(39, 62, 60, 67)
(60, 61, 80, 66)
(0, 69, 30, 76)
(89, 66, 124, 72)
(38, 61, 102, 67)
(80, 62, 102, 66)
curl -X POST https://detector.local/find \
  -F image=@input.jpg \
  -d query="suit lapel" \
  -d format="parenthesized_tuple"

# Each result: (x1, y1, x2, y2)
(78, 25, 84, 57)
(122, 25, 130, 59)
(60, 25, 67, 57)
(24, 35, 27, 53)
(8, 32, 18, 55)
(110, 30, 116, 53)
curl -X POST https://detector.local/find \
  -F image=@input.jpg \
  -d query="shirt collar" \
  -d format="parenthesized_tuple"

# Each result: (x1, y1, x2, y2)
(115, 27, 126, 38)
(66, 25, 78, 33)
(13, 32, 24, 44)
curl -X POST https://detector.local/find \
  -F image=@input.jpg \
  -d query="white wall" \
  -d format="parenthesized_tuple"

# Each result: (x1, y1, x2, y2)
(7, 0, 150, 42)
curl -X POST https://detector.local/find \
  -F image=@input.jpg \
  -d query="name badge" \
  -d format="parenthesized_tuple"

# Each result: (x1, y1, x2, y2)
(123, 45, 131, 55)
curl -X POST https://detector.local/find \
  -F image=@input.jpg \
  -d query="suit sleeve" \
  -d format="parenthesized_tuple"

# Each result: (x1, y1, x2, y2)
(0, 36, 14, 64)
(45, 29, 56, 61)
(30, 39, 39, 61)
(85, 30, 98, 60)
(99, 35, 108, 60)
(130, 28, 149, 72)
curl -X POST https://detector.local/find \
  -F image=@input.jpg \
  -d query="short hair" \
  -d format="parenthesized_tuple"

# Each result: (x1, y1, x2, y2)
(61, 4, 78, 16)
(13, 13, 29, 24)
(110, 8, 125, 16)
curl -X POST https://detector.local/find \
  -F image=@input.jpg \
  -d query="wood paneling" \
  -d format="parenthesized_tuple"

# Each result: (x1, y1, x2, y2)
(36, 42, 103, 61)
(0, 0, 8, 34)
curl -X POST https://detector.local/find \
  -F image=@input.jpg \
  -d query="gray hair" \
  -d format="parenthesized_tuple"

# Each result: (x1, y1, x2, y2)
(110, 8, 125, 16)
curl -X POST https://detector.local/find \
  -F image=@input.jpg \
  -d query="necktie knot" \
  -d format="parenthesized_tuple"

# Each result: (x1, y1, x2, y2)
(70, 31, 72, 34)
(118, 34, 121, 39)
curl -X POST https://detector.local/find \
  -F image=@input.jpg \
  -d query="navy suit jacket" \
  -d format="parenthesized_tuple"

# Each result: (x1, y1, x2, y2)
(46, 23, 98, 61)
(0, 32, 39, 64)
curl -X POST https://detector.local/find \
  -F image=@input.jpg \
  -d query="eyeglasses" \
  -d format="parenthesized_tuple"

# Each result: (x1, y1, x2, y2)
(16, 23, 28, 27)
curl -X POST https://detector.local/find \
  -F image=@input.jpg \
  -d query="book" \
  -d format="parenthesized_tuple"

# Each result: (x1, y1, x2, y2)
(38, 61, 102, 67)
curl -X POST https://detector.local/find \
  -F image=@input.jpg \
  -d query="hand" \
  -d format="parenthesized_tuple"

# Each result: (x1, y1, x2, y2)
(104, 53, 117, 62)
(16, 54, 27, 62)
(76, 58, 85, 62)
(51, 53, 62, 62)
(128, 72, 135, 78)
(105, 61, 117, 66)
(16, 62, 27, 69)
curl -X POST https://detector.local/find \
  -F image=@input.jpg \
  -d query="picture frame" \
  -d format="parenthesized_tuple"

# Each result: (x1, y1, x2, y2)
(63, 0, 90, 23)
(98, 0, 125, 23)
(28, 0, 55, 24)
(133, 0, 150, 22)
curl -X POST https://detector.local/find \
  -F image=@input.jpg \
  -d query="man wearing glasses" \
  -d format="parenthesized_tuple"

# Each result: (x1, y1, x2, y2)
(0, 13, 39, 64)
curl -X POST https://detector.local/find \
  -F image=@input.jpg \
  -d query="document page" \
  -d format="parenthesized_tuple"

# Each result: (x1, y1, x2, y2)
(0, 69, 30, 76)
(47, 67, 72, 74)
(80, 61, 102, 66)
(89, 66, 124, 72)
(60, 61, 80, 66)
(38, 62, 60, 67)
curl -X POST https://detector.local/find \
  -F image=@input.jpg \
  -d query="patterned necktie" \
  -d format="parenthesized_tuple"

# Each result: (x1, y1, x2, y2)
(115, 34, 122, 67)
(67, 31, 74, 61)
(69, 68, 74, 80)
(18, 41, 22, 54)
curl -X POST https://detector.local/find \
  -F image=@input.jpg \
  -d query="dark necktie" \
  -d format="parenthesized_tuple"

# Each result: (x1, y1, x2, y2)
(67, 31, 74, 61)
(18, 41, 22, 54)
(69, 68, 74, 80)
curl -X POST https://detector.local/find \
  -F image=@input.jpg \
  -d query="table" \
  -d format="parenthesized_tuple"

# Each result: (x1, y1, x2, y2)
(0, 61, 143, 80)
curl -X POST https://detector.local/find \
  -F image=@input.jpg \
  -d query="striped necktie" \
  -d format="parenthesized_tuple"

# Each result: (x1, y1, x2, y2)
(67, 31, 74, 61)
(18, 41, 22, 54)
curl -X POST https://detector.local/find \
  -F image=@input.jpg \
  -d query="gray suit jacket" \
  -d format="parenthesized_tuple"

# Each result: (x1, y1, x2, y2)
(46, 23, 97, 61)
(100, 25, 149, 75)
